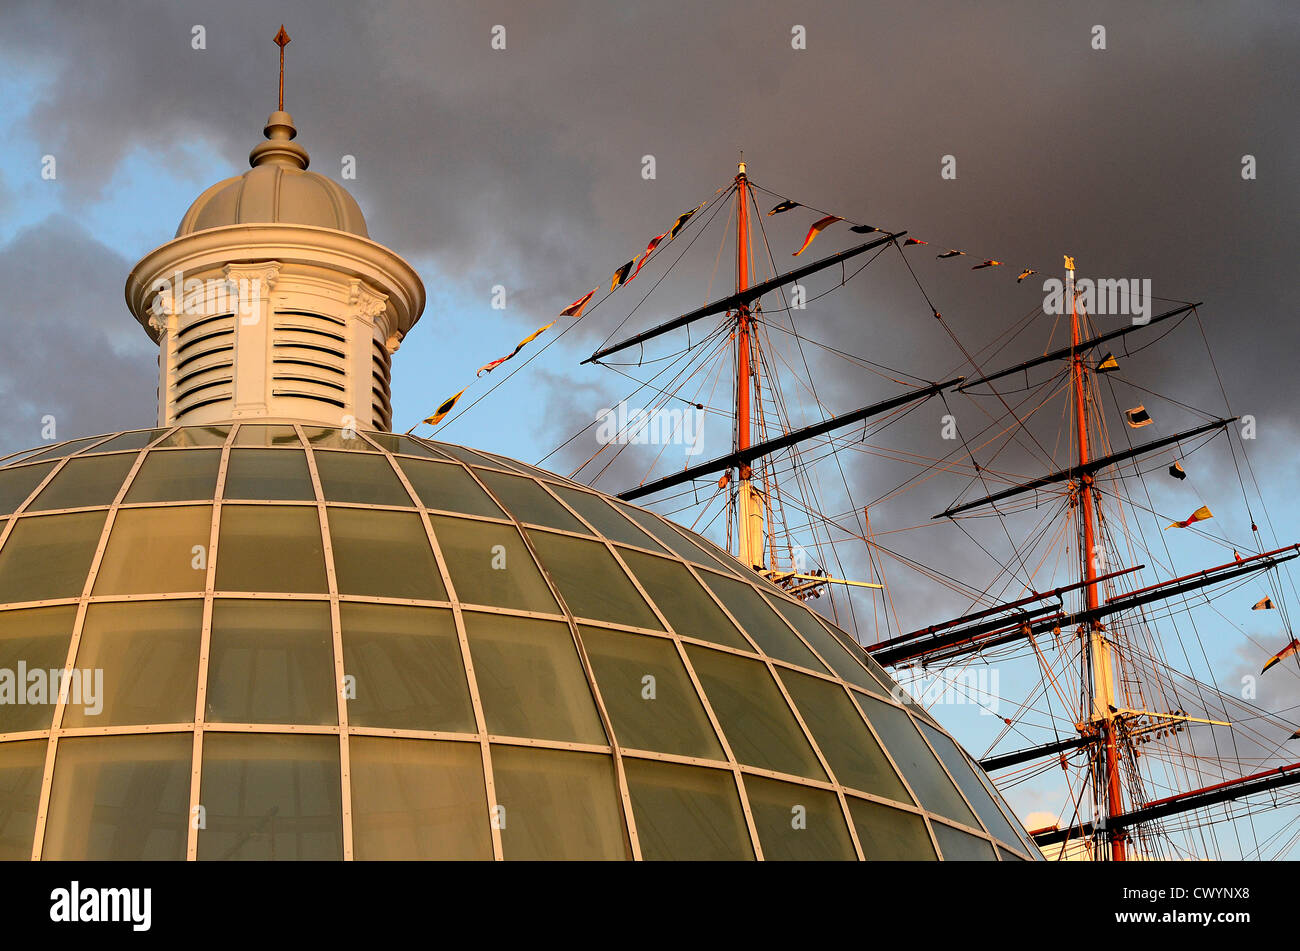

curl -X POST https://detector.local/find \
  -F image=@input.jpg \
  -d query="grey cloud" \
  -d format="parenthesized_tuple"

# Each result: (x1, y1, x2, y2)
(0, 216, 155, 454)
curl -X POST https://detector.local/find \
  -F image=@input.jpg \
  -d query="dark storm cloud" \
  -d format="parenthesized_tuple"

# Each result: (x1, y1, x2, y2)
(0, 217, 156, 451)
(0, 1, 1295, 629)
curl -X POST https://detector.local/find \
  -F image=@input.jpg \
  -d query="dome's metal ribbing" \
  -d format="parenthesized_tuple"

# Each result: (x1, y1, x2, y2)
(0, 426, 1040, 860)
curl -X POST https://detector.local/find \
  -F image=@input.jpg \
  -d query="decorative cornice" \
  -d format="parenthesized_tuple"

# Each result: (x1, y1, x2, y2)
(126, 223, 425, 339)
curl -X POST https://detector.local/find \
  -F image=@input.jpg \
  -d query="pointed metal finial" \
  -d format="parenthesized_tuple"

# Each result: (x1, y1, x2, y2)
(274, 25, 291, 111)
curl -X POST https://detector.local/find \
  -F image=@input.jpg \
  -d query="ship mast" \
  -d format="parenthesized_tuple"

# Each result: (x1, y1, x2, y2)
(1069, 256, 1127, 862)
(734, 160, 766, 570)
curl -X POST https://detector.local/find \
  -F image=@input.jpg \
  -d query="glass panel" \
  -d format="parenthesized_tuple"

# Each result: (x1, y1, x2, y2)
(624, 758, 753, 860)
(0, 511, 107, 603)
(853, 693, 978, 827)
(617, 548, 749, 650)
(42, 732, 191, 859)
(474, 469, 586, 532)
(340, 603, 473, 732)
(688, 528, 753, 575)
(328, 508, 446, 600)
(396, 458, 504, 518)
(932, 821, 998, 860)
(0, 739, 45, 859)
(919, 721, 1026, 847)
(234, 425, 302, 448)
(313, 450, 412, 506)
(550, 486, 666, 550)
(215, 505, 327, 593)
(223, 449, 316, 501)
(349, 737, 490, 859)
(615, 505, 739, 575)
(998, 845, 1027, 861)
(437, 445, 505, 469)
(363, 432, 445, 459)
(198, 732, 343, 860)
(0, 447, 44, 465)
(777, 669, 912, 803)
(816, 616, 893, 695)
(406, 437, 454, 459)
(64, 601, 202, 728)
(765, 594, 879, 691)
(300, 427, 372, 450)
(206, 600, 336, 725)
(463, 612, 605, 743)
(82, 430, 162, 455)
(428, 515, 557, 612)
(93, 505, 212, 595)
(154, 426, 229, 448)
(846, 796, 937, 860)
(527, 531, 661, 629)
(123, 448, 220, 502)
(20, 435, 111, 463)
(477, 450, 555, 479)
(700, 572, 827, 671)
(743, 774, 856, 860)
(0, 461, 55, 515)
(489, 745, 625, 860)
(27, 454, 134, 511)
(968, 751, 1041, 856)
(685, 646, 826, 781)
(0, 605, 77, 733)
(579, 625, 722, 759)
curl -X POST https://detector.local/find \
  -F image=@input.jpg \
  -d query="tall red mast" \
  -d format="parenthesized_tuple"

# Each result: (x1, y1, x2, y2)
(1069, 256, 1127, 861)
(734, 161, 765, 569)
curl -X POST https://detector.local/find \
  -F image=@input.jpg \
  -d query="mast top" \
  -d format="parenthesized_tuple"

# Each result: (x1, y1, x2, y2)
(737, 151, 746, 177)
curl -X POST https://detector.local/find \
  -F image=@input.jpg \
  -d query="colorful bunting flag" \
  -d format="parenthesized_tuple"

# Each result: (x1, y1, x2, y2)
(767, 199, 800, 216)
(903, 238, 928, 246)
(1097, 353, 1120, 373)
(1166, 504, 1213, 530)
(937, 249, 966, 259)
(850, 224, 882, 234)
(628, 232, 668, 282)
(972, 259, 1003, 270)
(1261, 638, 1300, 674)
(477, 320, 556, 377)
(559, 289, 596, 319)
(610, 260, 634, 291)
(1168, 460, 1187, 480)
(1017, 268, 1037, 283)
(1125, 405, 1153, 428)
(1253, 596, 1275, 610)
(793, 215, 843, 256)
(668, 203, 705, 240)
(424, 388, 467, 426)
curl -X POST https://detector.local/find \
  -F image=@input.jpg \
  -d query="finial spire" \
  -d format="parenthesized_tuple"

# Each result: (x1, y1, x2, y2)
(274, 25, 291, 111)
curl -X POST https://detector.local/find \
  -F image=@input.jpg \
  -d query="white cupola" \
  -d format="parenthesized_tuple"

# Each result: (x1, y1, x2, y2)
(125, 105, 425, 432)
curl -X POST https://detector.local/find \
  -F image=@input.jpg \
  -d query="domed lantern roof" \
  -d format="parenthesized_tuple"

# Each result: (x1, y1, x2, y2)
(175, 110, 368, 239)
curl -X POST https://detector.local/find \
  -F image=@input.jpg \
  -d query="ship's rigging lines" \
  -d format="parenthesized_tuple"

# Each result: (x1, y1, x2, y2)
(531, 166, 1300, 859)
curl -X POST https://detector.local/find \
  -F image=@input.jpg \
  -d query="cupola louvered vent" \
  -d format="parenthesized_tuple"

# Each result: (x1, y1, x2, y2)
(173, 312, 236, 420)
(272, 309, 349, 411)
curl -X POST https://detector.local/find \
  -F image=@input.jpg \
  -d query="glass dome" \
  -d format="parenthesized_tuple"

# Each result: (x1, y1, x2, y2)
(0, 425, 1040, 860)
